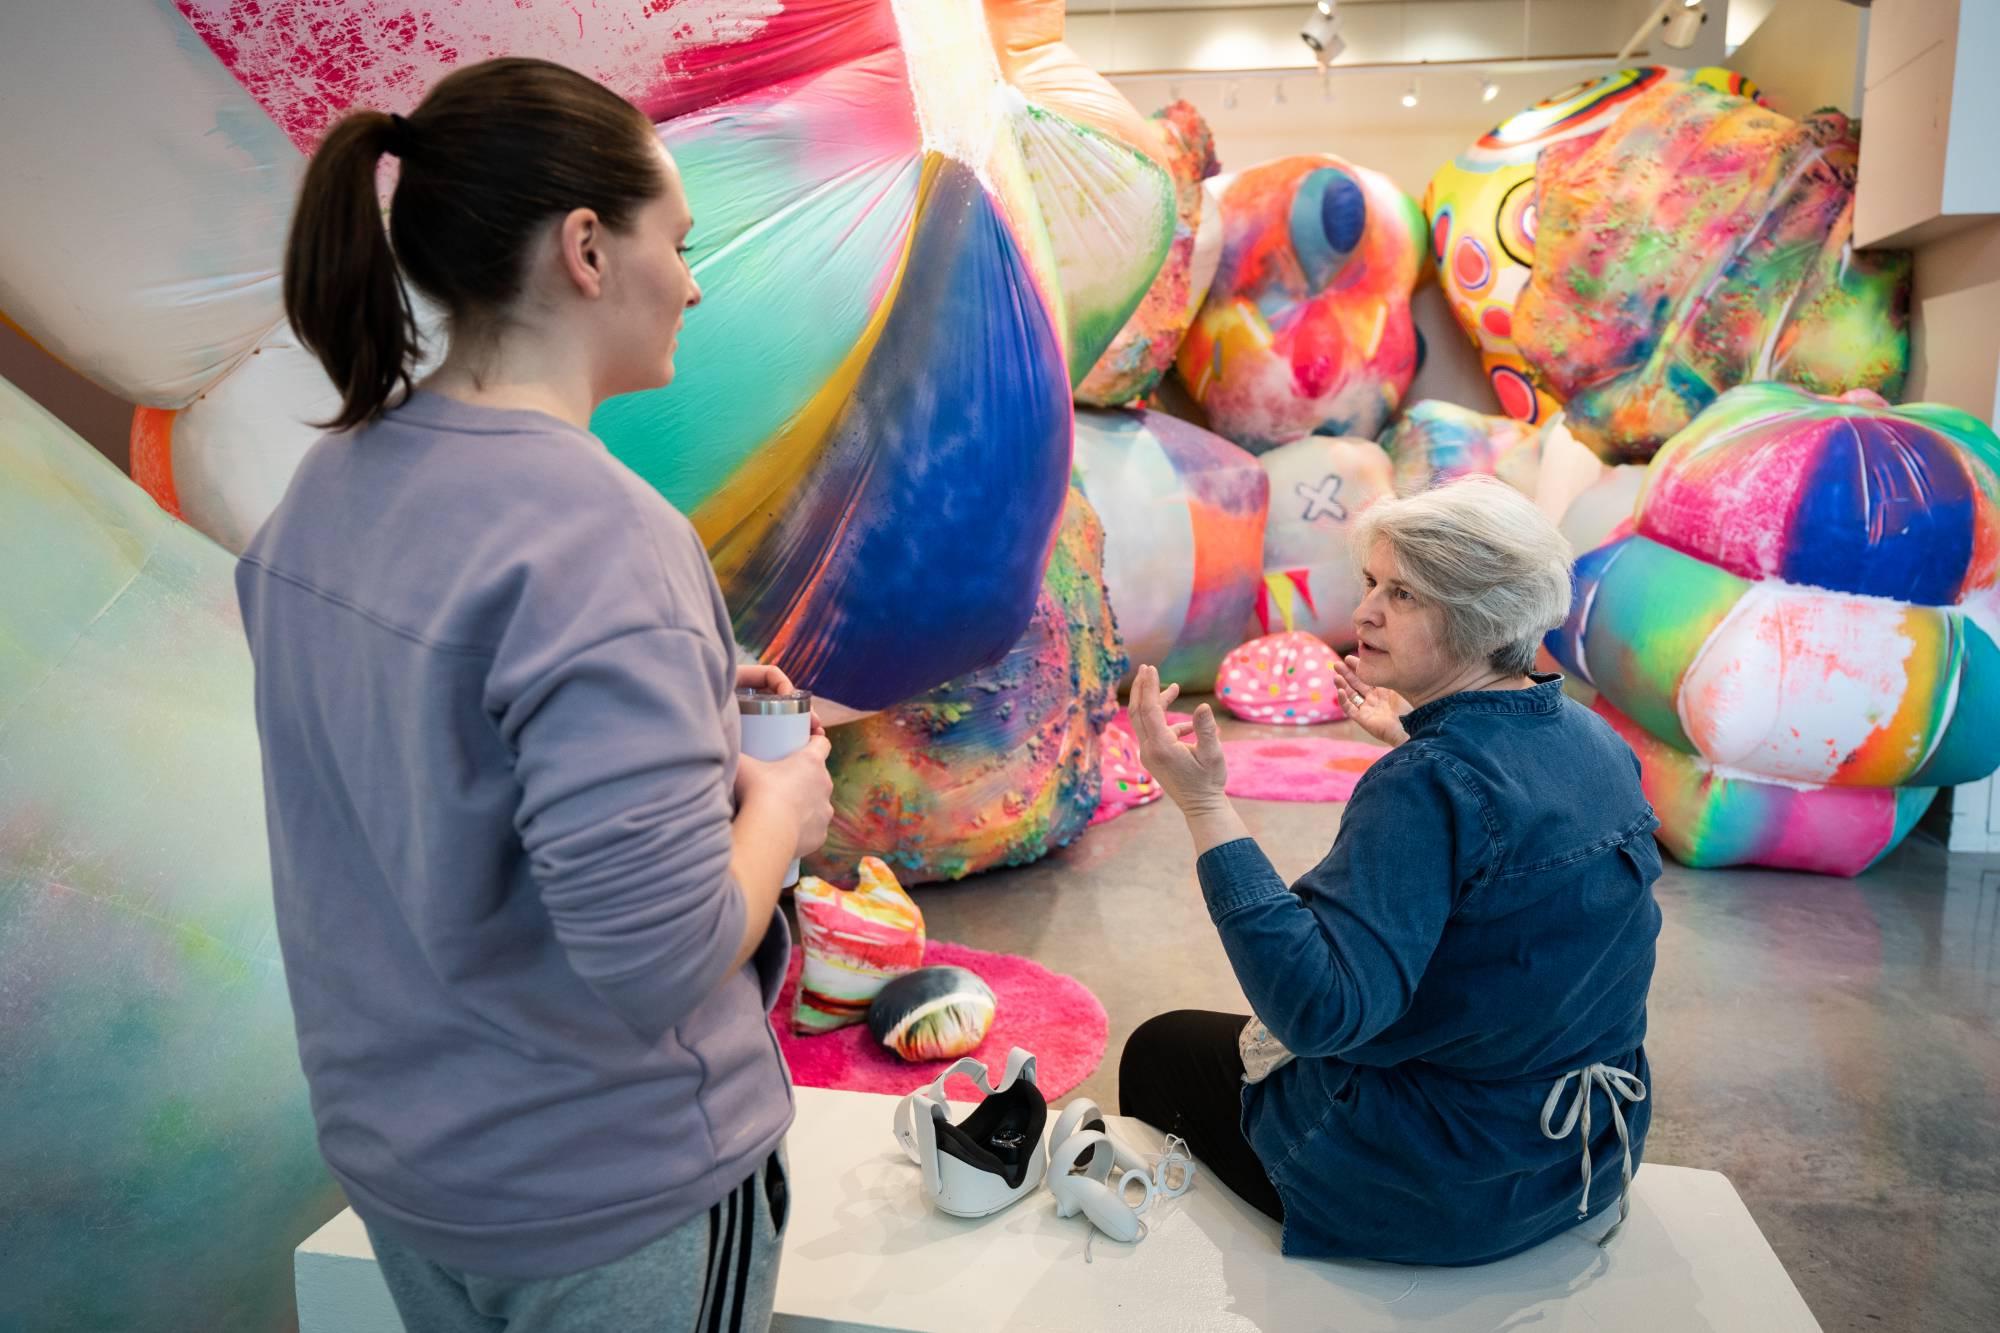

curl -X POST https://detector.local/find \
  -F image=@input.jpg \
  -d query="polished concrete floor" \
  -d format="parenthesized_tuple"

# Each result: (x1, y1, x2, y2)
(895, 708, 2000, 1333)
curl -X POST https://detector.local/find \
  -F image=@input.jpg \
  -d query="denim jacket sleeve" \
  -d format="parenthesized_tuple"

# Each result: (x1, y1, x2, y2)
(1196, 749, 1491, 1058)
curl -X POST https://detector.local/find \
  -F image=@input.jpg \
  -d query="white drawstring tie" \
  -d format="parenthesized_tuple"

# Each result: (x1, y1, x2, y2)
(1540, 1063, 1648, 1245)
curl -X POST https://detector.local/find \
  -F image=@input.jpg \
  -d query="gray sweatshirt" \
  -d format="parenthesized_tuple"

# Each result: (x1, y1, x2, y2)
(237, 390, 792, 1280)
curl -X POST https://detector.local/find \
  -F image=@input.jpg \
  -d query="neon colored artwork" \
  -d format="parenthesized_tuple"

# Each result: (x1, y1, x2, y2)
(1178, 154, 1426, 452)
(806, 486, 1124, 885)
(1379, 399, 1542, 498)
(1514, 84, 1911, 464)
(1216, 632, 1346, 726)
(1072, 406, 1270, 690)
(0, 0, 1174, 714)
(1422, 65, 1759, 426)
(1549, 384, 2000, 871)
(793, 858, 927, 1036)
(1076, 100, 1225, 407)
(0, 375, 337, 1332)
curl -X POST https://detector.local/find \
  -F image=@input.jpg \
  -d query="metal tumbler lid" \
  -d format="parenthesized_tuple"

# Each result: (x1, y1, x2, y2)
(736, 687, 814, 715)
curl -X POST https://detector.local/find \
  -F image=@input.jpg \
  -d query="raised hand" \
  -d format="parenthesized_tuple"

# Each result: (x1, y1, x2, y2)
(1128, 665, 1228, 815)
(1332, 654, 1412, 747)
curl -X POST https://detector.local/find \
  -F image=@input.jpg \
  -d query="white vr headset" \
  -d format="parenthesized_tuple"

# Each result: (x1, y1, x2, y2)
(892, 1050, 1195, 1249)
(893, 1047, 1049, 1218)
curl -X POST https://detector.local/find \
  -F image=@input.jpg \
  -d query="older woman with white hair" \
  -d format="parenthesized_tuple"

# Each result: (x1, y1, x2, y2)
(1119, 475, 1663, 1266)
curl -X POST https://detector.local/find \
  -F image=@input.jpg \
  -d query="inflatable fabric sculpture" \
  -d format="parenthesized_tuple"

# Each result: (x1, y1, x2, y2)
(1072, 407, 1269, 690)
(1549, 384, 2000, 872)
(1076, 99, 1225, 407)
(868, 966, 998, 1062)
(1423, 65, 1759, 426)
(1594, 699, 1937, 877)
(1217, 632, 1345, 725)
(792, 858, 927, 1035)
(1514, 84, 1911, 465)
(0, 376, 337, 1333)
(1379, 399, 1542, 498)
(1178, 154, 1427, 451)
(1253, 434, 1395, 650)
(0, 0, 1175, 716)
(806, 487, 1123, 886)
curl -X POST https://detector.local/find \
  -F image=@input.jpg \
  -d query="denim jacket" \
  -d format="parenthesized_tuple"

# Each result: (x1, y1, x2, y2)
(1198, 675, 1663, 1265)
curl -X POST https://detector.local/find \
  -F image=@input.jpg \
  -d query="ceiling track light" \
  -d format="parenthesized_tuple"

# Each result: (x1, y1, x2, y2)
(1617, 0, 1709, 60)
(1480, 76, 1500, 102)
(1401, 79, 1420, 109)
(1301, 3, 1343, 62)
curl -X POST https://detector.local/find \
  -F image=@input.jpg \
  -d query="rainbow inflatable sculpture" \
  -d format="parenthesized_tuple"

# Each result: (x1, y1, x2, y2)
(0, 377, 337, 1333)
(1379, 399, 1542, 498)
(1076, 100, 1224, 407)
(806, 487, 1124, 885)
(1252, 434, 1395, 650)
(1423, 65, 1759, 426)
(1549, 384, 2000, 874)
(1178, 154, 1426, 452)
(1, 0, 1175, 714)
(1071, 406, 1269, 690)
(1513, 84, 1911, 465)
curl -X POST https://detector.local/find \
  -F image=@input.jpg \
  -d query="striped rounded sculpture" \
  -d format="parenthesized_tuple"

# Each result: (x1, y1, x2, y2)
(1549, 384, 2000, 874)
(1514, 83, 1910, 465)
(0, 376, 337, 1333)
(1423, 65, 1759, 426)
(1071, 406, 1270, 690)
(806, 487, 1124, 886)
(0, 0, 1176, 715)
(1177, 154, 1426, 452)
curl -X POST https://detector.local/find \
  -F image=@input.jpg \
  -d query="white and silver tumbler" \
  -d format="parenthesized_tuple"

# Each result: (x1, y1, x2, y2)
(736, 688, 815, 887)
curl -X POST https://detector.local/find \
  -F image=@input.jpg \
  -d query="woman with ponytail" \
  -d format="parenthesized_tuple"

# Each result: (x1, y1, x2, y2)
(239, 58, 831, 1332)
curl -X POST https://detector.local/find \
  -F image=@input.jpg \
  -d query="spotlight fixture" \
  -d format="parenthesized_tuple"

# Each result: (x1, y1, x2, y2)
(1301, 2, 1343, 61)
(1224, 81, 1240, 110)
(1662, 0, 1707, 49)
(1616, 0, 1712, 61)
(1401, 80, 1420, 109)
(1274, 80, 1288, 106)
(1481, 77, 1500, 103)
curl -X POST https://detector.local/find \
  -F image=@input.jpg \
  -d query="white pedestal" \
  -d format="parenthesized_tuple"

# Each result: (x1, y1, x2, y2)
(298, 1085, 1821, 1333)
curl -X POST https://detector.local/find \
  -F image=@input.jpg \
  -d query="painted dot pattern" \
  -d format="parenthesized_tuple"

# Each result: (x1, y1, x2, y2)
(1216, 631, 1346, 726)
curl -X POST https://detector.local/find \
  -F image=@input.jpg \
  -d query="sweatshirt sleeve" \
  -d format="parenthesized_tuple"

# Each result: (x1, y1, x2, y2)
(1196, 751, 1489, 1057)
(495, 621, 746, 1045)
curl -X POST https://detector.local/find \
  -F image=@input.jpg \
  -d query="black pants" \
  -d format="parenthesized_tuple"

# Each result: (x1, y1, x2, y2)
(1117, 1010, 1285, 1222)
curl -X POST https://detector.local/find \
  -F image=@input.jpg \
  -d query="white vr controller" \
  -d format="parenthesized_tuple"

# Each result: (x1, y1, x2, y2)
(1045, 1098, 1195, 1248)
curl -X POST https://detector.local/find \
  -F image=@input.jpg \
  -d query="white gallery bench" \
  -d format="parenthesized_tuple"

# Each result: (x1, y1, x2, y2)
(298, 1085, 1821, 1332)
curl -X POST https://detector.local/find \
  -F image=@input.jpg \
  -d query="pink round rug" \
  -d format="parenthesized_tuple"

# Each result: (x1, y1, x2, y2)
(1221, 736, 1389, 803)
(771, 939, 1109, 1099)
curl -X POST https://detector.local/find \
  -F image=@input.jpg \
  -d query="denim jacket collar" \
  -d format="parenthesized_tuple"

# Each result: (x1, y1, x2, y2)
(1403, 673, 1565, 739)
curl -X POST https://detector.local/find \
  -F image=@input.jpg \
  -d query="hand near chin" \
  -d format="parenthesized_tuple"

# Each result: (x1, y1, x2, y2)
(1332, 655, 1413, 747)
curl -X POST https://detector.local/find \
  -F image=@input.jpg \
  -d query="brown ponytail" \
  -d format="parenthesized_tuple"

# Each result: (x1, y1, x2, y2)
(283, 58, 665, 432)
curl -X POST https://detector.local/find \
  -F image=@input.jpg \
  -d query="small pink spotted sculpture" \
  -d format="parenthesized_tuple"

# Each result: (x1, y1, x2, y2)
(1216, 631, 1346, 725)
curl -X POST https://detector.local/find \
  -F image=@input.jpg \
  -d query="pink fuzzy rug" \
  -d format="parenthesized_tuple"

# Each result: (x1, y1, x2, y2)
(771, 940, 1109, 1100)
(1093, 709, 1384, 811)
(1221, 736, 1390, 803)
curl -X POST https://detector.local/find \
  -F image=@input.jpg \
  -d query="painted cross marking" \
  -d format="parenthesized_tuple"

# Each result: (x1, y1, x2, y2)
(1296, 474, 1346, 523)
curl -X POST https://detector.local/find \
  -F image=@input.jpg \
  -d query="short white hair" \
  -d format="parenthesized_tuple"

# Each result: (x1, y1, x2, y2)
(1349, 474, 1573, 676)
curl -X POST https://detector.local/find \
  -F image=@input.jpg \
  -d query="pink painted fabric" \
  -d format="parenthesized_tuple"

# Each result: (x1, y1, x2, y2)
(771, 940, 1108, 1100)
